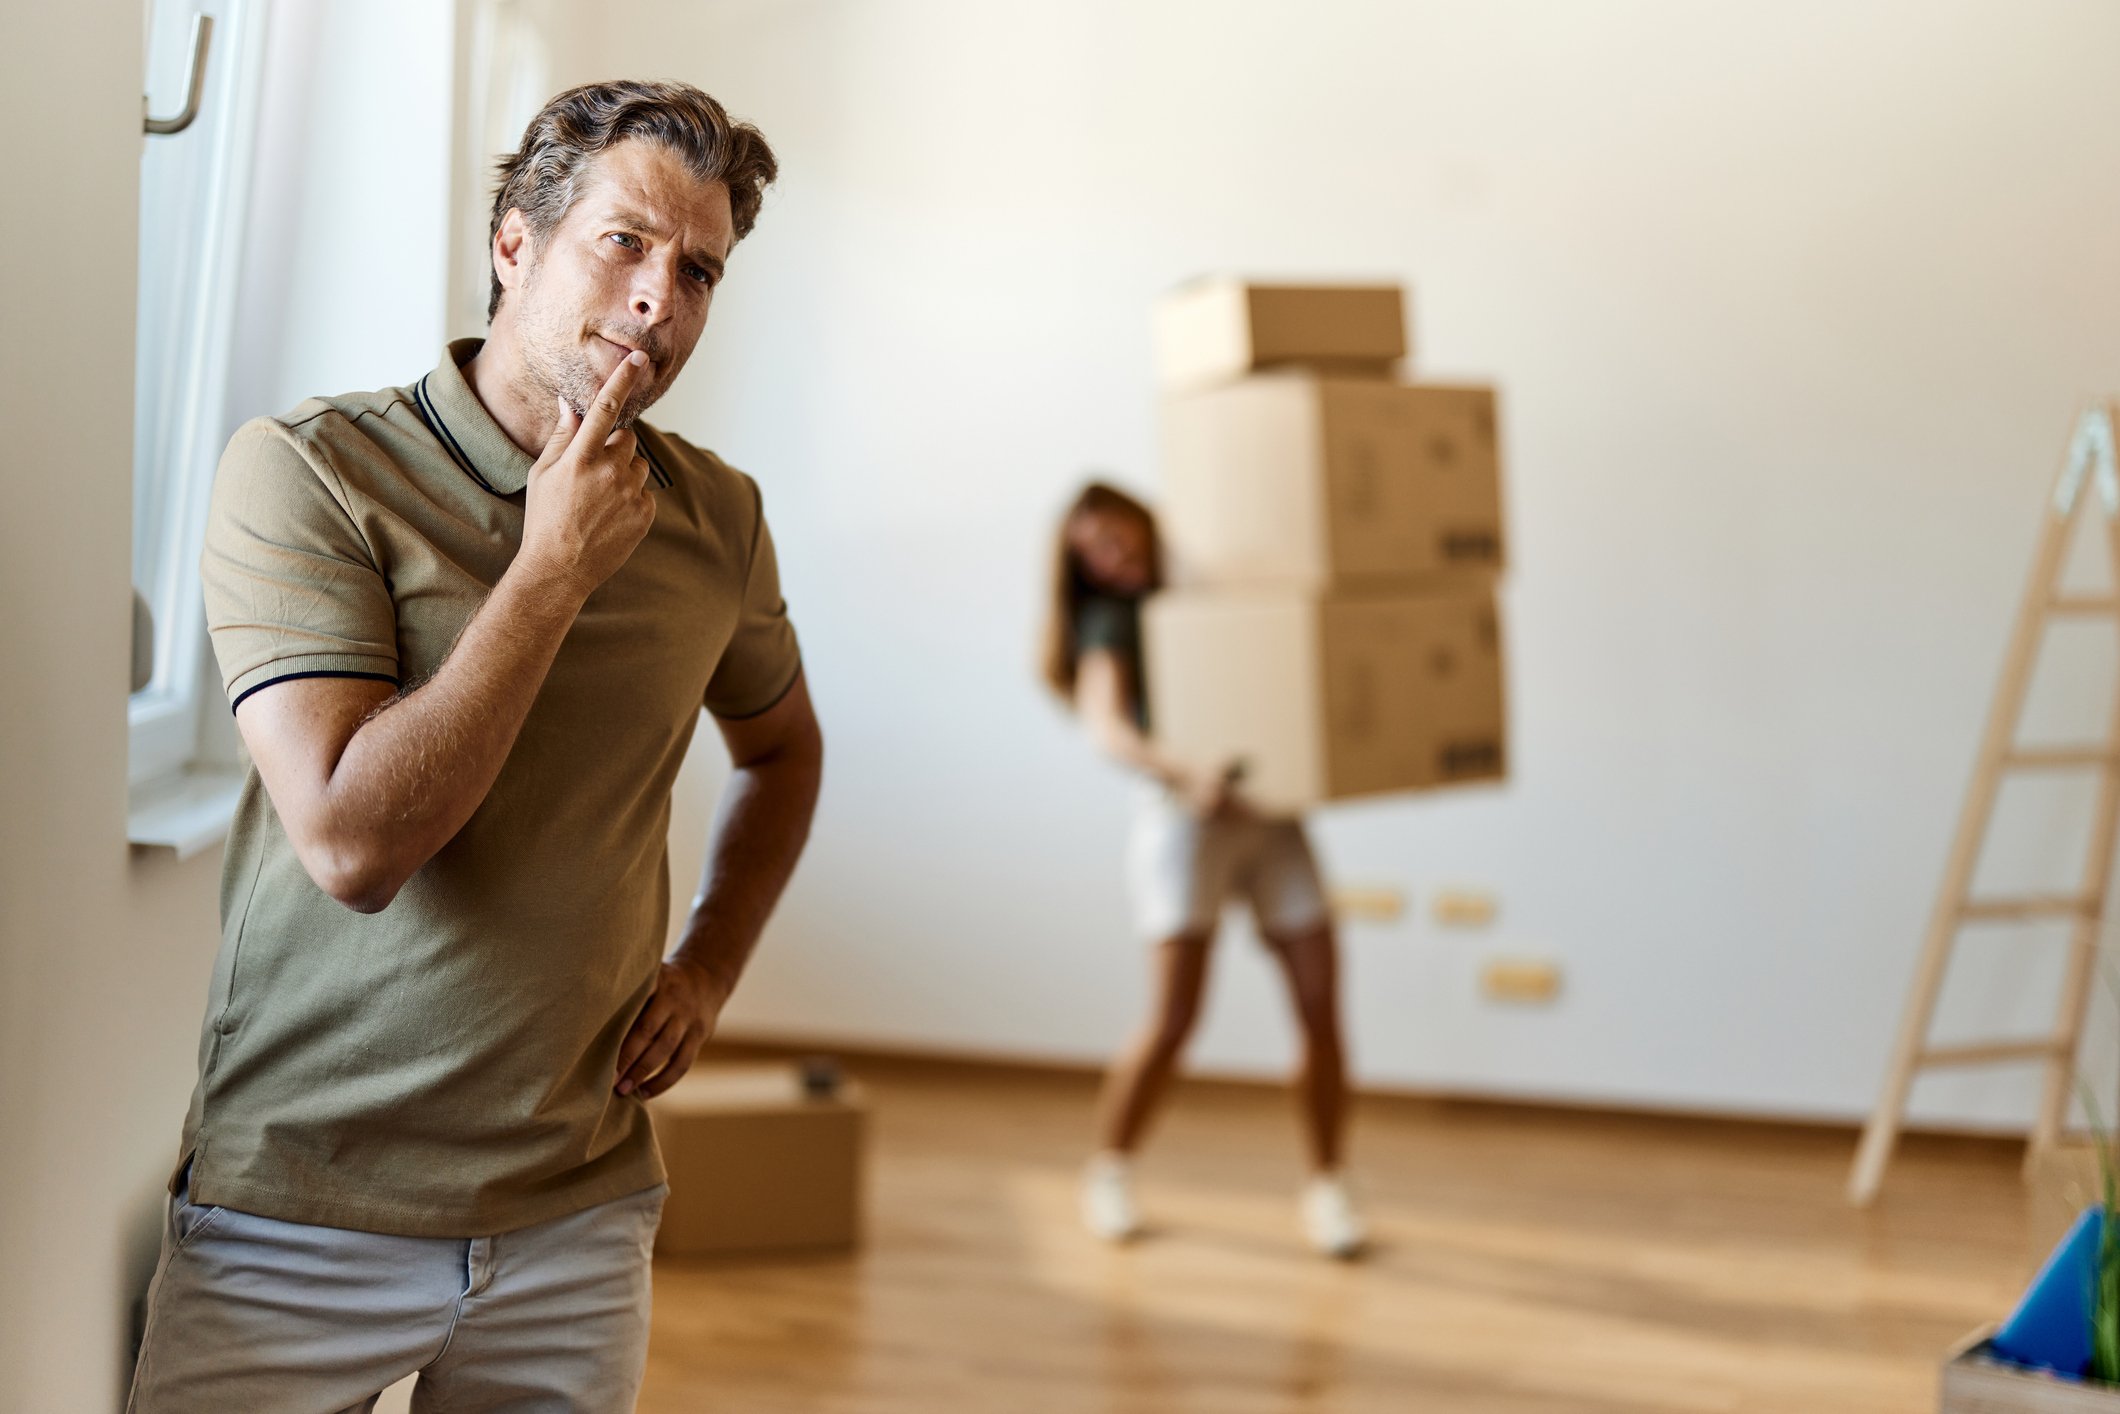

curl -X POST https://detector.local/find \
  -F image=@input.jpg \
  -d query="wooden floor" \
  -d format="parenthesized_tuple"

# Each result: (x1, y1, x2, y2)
(638, 1056, 2036, 1413)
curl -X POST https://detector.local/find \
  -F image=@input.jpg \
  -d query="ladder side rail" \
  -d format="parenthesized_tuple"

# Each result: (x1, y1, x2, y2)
(1848, 468, 2084, 1205)
(2028, 433, 2120, 1161)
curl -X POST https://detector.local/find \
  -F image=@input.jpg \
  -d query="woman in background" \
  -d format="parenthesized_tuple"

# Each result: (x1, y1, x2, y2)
(1040, 481, 1365, 1258)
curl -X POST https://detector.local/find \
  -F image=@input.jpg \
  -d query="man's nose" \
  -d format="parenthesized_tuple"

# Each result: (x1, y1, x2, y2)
(630, 260, 678, 324)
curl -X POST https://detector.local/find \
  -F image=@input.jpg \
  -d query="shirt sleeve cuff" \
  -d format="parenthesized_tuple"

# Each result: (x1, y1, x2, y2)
(706, 657, 803, 722)
(226, 654, 400, 714)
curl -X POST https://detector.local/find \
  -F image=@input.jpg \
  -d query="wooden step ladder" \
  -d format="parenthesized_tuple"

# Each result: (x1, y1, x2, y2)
(1849, 404, 2120, 1207)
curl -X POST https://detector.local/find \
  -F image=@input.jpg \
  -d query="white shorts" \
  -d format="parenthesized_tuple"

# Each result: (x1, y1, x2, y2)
(1125, 784, 1330, 942)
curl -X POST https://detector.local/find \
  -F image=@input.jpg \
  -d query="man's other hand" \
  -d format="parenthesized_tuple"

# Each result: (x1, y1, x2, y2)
(614, 957, 731, 1098)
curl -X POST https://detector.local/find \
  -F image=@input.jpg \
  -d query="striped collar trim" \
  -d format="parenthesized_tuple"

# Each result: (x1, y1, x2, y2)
(640, 437, 675, 489)
(411, 372, 495, 492)
(411, 339, 673, 497)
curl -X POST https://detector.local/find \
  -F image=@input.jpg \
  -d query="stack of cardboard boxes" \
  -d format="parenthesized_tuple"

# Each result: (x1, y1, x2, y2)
(1144, 278, 1509, 814)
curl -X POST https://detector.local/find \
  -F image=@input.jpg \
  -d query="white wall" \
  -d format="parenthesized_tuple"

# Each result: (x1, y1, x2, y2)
(562, 0, 2120, 1130)
(0, 3, 455, 1406)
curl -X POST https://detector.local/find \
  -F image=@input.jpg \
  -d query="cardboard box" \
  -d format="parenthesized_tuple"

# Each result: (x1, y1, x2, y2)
(1144, 585, 1506, 813)
(1941, 1326, 2120, 1411)
(647, 1063, 865, 1258)
(1160, 374, 1504, 589)
(1153, 278, 1406, 390)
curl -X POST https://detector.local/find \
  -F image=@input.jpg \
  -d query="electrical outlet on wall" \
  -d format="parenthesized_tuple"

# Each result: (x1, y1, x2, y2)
(1481, 958, 1561, 1004)
(1432, 889, 1498, 927)
(1329, 886, 1406, 923)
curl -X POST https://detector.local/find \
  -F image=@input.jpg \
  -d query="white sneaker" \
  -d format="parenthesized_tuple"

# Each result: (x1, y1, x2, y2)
(1081, 1152, 1143, 1242)
(1301, 1172, 1368, 1259)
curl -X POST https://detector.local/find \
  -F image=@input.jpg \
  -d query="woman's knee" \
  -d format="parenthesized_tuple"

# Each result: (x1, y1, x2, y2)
(1264, 922, 1336, 974)
(1152, 929, 1214, 979)
(1264, 926, 1340, 1022)
(1144, 930, 1212, 1045)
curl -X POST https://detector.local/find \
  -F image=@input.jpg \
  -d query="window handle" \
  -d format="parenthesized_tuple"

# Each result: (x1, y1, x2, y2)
(131, 588, 155, 694)
(144, 13, 214, 137)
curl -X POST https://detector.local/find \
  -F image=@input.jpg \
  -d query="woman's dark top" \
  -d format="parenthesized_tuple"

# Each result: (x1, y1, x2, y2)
(1074, 593, 1148, 730)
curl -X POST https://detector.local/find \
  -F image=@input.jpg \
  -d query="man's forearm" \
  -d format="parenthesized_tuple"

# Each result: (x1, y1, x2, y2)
(671, 748, 823, 995)
(318, 564, 585, 905)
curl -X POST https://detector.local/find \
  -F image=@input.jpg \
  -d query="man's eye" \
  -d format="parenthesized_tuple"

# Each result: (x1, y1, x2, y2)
(609, 232, 642, 251)
(684, 265, 716, 287)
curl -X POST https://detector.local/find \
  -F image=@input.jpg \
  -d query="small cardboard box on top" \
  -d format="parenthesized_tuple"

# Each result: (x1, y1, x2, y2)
(647, 1063, 865, 1259)
(1153, 278, 1406, 391)
(1161, 373, 1504, 589)
(1143, 585, 1506, 814)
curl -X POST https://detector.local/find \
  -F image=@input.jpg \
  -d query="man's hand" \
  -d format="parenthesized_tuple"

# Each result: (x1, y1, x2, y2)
(615, 956, 732, 1098)
(518, 350, 658, 602)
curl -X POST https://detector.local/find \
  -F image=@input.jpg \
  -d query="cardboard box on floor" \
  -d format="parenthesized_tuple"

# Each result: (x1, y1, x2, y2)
(1160, 373, 1504, 589)
(648, 1063, 865, 1259)
(1153, 278, 1406, 391)
(1143, 585, 1506, 813)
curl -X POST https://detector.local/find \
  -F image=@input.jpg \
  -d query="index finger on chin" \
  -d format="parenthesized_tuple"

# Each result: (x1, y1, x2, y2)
(576, 350, 646, 446)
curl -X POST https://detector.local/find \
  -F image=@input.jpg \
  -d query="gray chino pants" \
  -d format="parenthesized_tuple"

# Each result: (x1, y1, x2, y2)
(127, 1171, 667, 1413)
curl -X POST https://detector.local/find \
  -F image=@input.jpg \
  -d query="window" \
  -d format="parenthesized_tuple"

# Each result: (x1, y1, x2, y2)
(129, 0, 267, 848)
(454, 0, 554, 334)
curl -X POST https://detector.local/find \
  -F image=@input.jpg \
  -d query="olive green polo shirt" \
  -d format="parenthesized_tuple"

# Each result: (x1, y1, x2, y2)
(182, 338, 802, 1237)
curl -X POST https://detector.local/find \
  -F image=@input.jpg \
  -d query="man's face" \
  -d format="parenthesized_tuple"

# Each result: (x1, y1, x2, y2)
(504, 139, 735, 427)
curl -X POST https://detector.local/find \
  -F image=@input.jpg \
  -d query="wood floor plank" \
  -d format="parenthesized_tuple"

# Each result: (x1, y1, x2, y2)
(639, 1059, 2033, 1412)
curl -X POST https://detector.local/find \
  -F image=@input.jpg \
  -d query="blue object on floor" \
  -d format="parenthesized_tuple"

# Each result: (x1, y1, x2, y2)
(1993, 1205, 2102, 1376)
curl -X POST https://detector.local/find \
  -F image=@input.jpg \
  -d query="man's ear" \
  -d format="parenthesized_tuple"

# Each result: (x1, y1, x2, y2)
(492, 208, 531, 303)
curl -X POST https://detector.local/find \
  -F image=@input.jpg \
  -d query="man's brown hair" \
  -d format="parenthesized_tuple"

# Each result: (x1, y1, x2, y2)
(487, 79, 778, 319)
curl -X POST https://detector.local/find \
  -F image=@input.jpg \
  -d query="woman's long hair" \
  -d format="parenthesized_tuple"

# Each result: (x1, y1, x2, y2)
(1039, 480, 1164, 704)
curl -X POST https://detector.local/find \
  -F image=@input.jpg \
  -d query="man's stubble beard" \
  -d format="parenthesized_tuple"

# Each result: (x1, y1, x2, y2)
(516, 276, 671, 431)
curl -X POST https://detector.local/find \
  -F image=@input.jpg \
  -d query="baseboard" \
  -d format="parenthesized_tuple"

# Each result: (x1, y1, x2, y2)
(707, 1027, 2030, 1148)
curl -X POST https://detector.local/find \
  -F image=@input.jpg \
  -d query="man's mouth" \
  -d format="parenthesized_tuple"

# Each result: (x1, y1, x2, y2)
(593, 333, 656, 369)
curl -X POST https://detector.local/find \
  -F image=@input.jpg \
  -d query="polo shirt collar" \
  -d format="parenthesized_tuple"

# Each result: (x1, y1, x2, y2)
(412, 338, 539, 496)
(413, 338, 676, 497)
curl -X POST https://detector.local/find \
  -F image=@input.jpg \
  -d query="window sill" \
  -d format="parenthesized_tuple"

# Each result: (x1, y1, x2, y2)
(128, 767, 246, 860)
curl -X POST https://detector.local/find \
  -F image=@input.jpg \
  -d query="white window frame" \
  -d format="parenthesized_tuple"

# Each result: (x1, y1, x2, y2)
(453, 0, 553, 335)
(129, 0, 270, 849)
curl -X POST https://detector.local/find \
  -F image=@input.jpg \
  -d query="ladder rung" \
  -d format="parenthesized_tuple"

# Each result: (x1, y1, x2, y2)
(1917, 1039, 2069, 1069)
(2004, 747, 2120, 770)
(1959, 895, 2101, 921)
(2049, 594, 2120, 614)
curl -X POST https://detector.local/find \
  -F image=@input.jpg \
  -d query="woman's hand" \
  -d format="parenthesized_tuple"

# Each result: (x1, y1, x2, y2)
(1074, 649, 1253, 817)
(1178, 761, 1249, 819)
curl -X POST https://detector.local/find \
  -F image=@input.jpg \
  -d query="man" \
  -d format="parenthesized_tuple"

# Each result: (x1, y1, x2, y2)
(127, 81, 820, 1412)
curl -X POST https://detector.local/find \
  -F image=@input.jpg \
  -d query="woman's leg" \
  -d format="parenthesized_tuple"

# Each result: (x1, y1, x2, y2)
(1093, 929, 1216, 1155)
(1261, 921, 1347, 1172)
